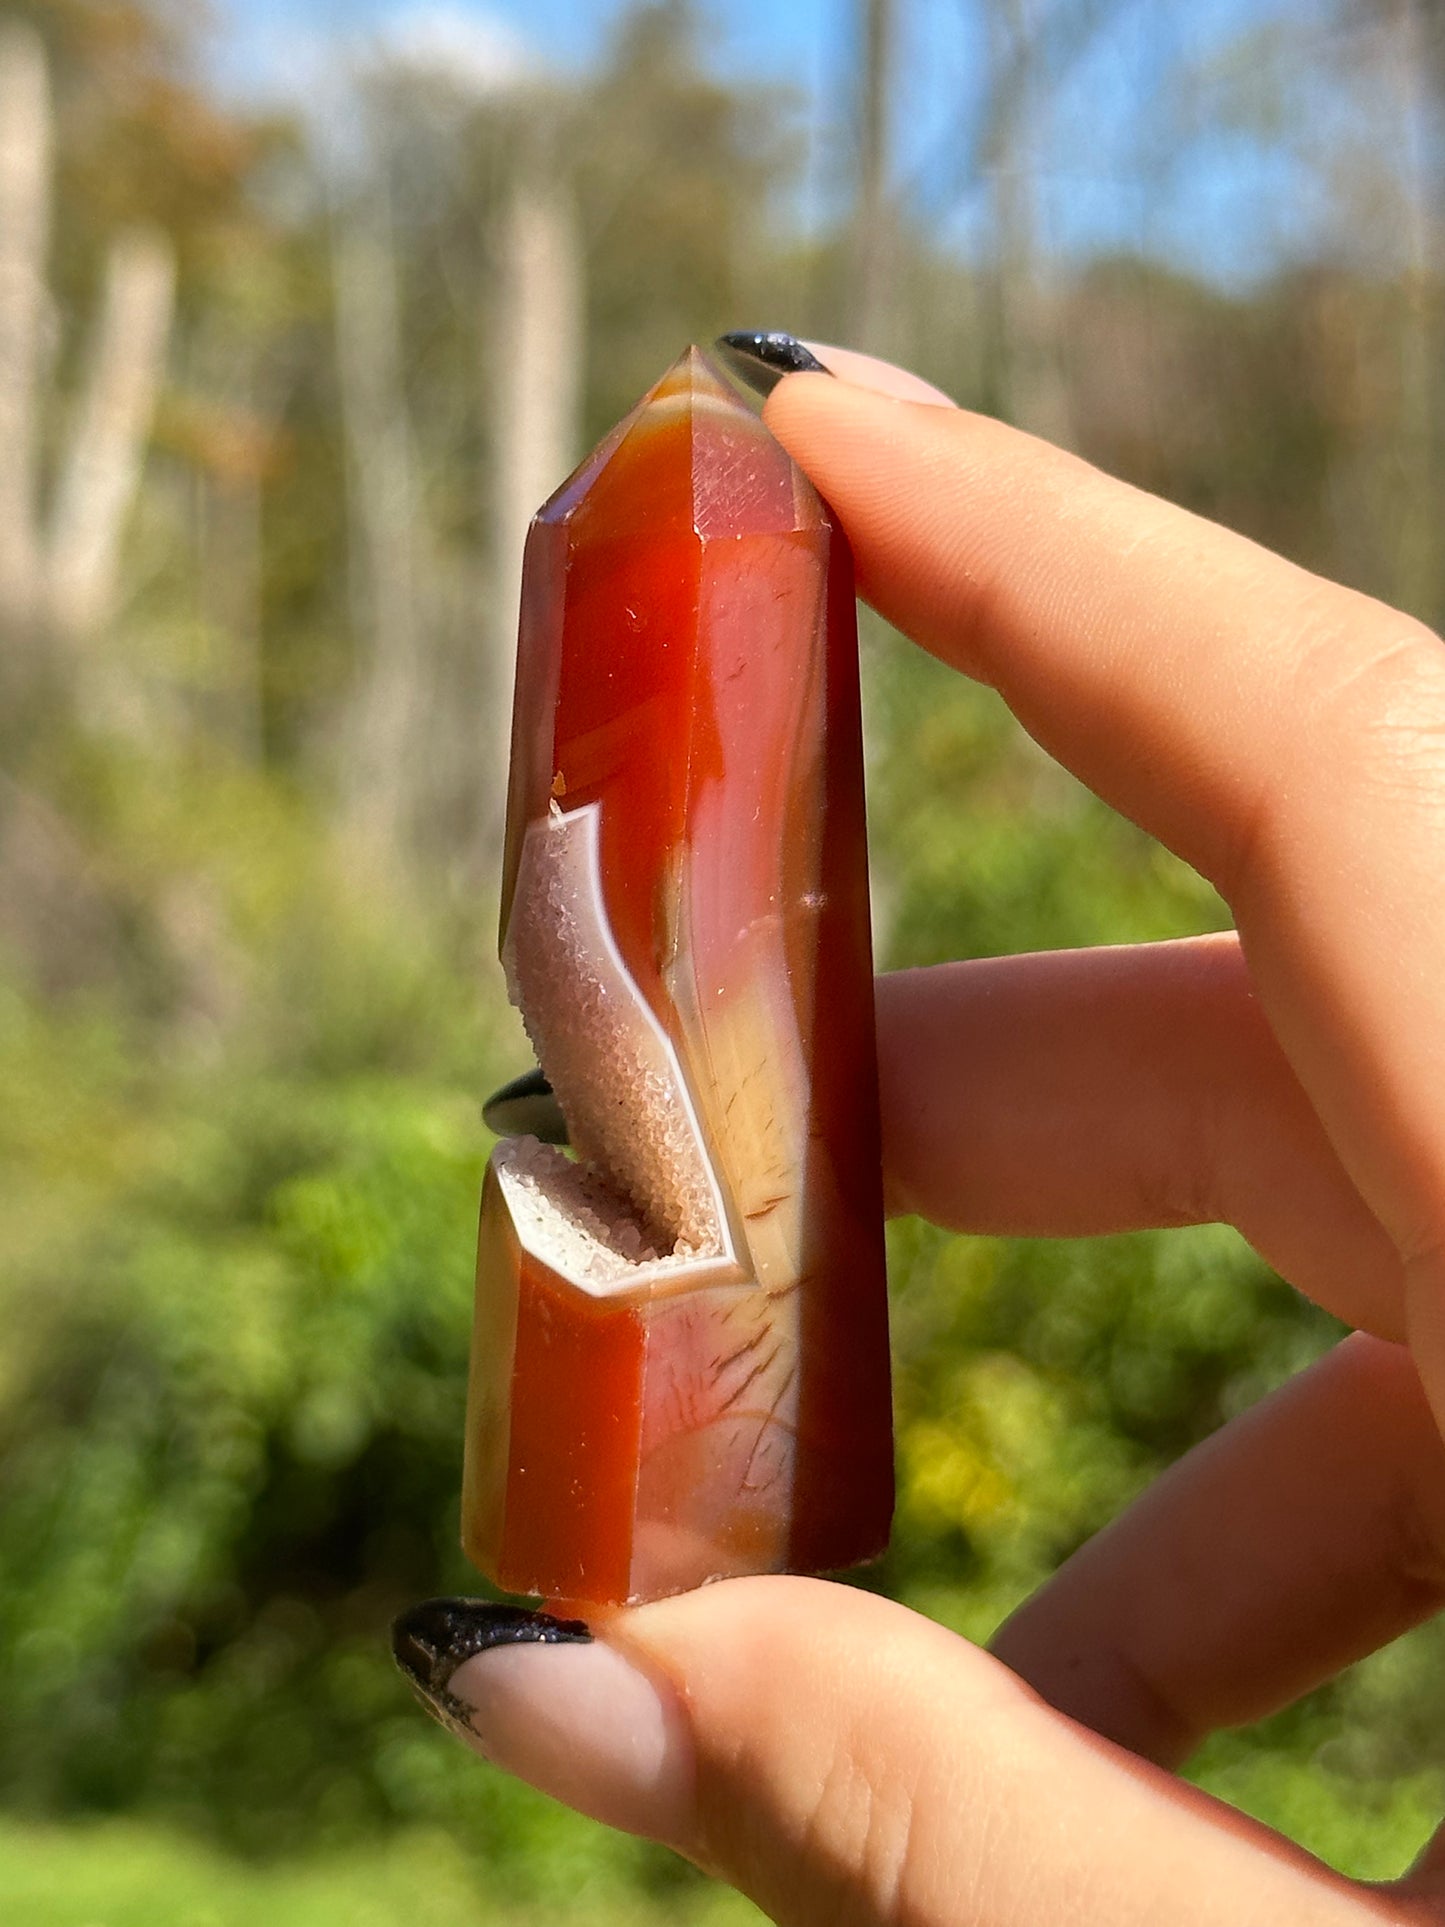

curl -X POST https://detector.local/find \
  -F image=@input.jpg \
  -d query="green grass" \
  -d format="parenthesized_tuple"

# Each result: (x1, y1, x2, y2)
(0, 1820, 764, 1927)
(3, 1750, 1439, 1927)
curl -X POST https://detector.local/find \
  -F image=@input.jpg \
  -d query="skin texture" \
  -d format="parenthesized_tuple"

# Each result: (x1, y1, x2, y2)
(431, 355, 1445, 1924)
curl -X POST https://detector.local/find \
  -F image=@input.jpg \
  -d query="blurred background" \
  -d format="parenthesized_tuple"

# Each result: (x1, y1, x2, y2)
(1, 0, 1443, 1920)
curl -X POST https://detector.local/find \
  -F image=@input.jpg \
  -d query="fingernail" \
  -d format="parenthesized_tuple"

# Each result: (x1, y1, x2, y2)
(392, 1598, 696, 1845)
(714, 330, 833, 397)
(716, 331, 957, 408)
(393, 1598, 590, 1721)
(481, 1065, 569, 1145)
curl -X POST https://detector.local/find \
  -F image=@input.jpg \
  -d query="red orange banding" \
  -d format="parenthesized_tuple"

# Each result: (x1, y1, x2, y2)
(464, 347, 893, 1607)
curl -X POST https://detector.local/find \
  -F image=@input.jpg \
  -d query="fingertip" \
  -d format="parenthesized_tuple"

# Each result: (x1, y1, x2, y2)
(714, 329, 956, 406)
(758, 375, 1020, 668)
(760, 361, 961, 465)
(798, 340, 958, 406)
(427, 1613, 699, 1847)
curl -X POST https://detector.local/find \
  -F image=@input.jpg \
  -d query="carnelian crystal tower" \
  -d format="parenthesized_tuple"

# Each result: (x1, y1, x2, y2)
(463, 347, 893, 1606)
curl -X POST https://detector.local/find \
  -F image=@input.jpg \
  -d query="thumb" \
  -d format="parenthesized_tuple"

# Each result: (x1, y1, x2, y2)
(393, 1577, 1376, 1926)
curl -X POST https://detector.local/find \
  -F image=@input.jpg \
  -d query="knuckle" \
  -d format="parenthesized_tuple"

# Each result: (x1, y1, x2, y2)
(1345, 1334, 1445, 1604)
(798, 1722, 923, 1926)
(1385, 1460, 1445, 1607)
(1291, 605, 1445, 768)
(1229, 603, 1445, 903)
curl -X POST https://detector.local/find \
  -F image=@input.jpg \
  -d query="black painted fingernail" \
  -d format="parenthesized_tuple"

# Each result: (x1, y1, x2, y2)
(482, 1065, 569, 1145)
(392, 1599, 591, 1726)
(715, 331, 834, 398)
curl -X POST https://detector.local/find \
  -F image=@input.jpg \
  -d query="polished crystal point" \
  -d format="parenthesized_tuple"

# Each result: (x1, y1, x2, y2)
(464, 345, 894, 1607)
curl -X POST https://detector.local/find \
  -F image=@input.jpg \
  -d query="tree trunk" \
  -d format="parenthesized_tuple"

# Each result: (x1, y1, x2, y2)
(47, 226, 176, 648)
(0, 22, 50, 656)
(332, 192, 427, 861)
(1386, 0, 1439, 624)
(987, 0, 1074, 446)
(484, 171, 583, 866)
(848, 0, 896, 354)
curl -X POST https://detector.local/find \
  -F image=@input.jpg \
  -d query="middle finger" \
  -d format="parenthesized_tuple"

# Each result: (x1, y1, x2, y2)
(878, 932, 1403, 1336)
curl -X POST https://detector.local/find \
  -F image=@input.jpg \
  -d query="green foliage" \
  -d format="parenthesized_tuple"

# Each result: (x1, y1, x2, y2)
(0, 937, 479, 1843)
(0, 740, 725, 1909)
(883, 1214, 1346, 1637)
(0, 1818, 764, 1926)
(866, 628, 1230, 967)
(1189, 1740, 1444, 1885)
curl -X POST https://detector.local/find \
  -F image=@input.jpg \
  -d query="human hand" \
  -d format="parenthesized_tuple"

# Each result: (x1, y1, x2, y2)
(394, 341, 1445, 1924)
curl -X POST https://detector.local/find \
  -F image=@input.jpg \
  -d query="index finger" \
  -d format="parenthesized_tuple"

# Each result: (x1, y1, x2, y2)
(764, 373, 1445, 1395)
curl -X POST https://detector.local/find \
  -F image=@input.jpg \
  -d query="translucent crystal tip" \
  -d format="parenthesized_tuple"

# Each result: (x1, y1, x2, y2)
(645, 344, 755, 415)
(537, 344, 824, 537)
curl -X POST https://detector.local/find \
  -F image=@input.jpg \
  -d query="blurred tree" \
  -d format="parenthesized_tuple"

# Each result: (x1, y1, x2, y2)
(1336, 0, 1443, 629)
(297, 1, 798, 880)
(47, 222, 176, 651)
(847, 0, 897, 354)
(0, 20, 50, 647)
(567, 2, 796, 437)
(331, 175, 429, 865)
(0, 21, 175, 721)
(485, 169, 584, 865)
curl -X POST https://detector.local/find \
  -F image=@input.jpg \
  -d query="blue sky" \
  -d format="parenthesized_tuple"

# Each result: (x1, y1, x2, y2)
(213, 0, 830, 91)
(208, 0, 1363, 287)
